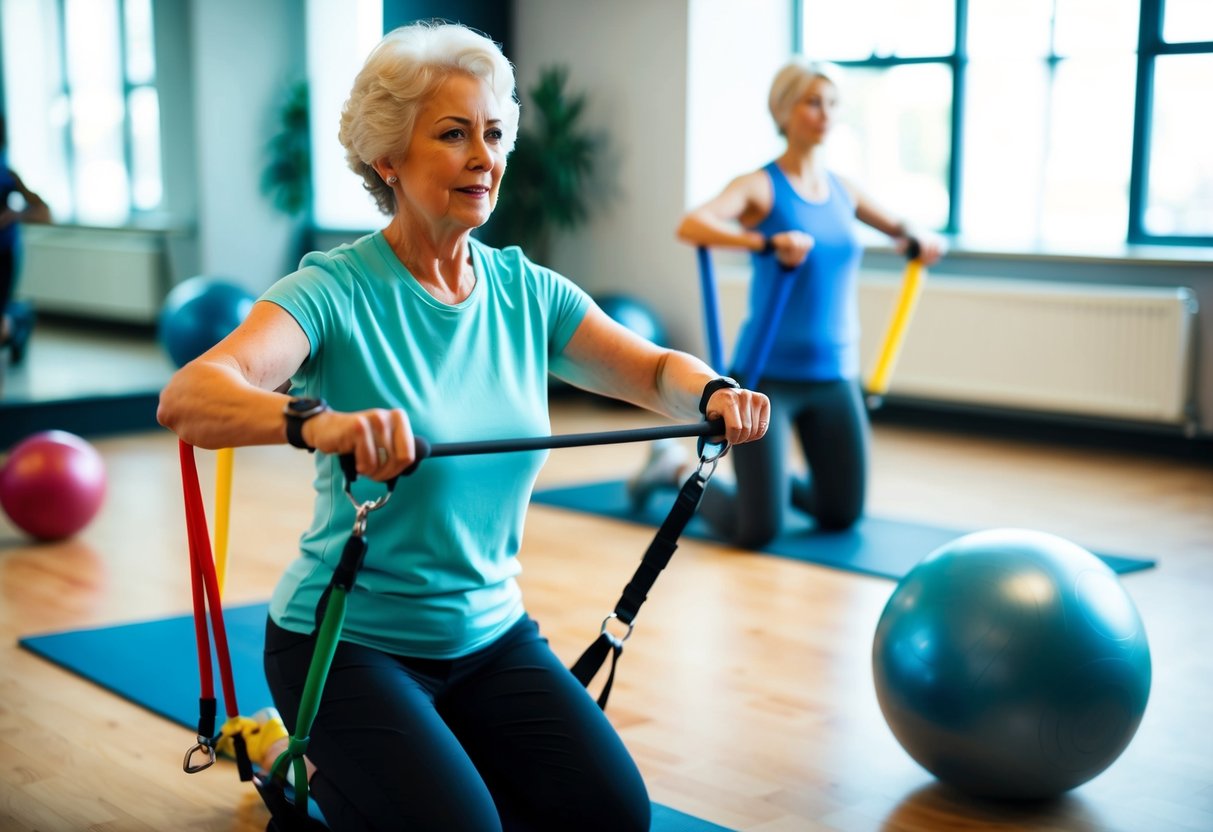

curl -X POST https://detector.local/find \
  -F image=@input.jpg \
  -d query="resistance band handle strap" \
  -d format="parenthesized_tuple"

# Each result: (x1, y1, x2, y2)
(570, 633, 623, 710)
(570, 466, 711, 708)
(614, 469, 708, 622)
(195, 696, 216, 743)
(331, 533, 369, 593)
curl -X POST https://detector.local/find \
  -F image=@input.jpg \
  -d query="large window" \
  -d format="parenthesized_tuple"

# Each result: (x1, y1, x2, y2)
(1, 0, 162, 227)
(799, 0, 1213, 247)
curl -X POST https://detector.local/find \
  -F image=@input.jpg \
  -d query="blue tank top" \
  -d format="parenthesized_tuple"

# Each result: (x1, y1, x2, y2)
(731, 162, 863, 382)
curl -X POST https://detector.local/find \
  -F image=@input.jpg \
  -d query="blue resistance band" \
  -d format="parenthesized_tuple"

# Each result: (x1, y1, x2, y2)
(696, 246, 797, 387)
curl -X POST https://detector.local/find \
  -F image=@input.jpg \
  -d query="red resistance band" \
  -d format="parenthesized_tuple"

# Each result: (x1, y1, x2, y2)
(179, 439, 253, 781)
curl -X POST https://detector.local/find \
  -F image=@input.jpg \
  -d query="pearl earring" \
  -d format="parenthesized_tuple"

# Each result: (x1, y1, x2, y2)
(386, 175, 398, 186)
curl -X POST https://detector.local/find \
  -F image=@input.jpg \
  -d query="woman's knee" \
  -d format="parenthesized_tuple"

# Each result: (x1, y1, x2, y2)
(814, 492, 863, 530)
(734, 513, 781, 548)
(555, 783, 650, 832)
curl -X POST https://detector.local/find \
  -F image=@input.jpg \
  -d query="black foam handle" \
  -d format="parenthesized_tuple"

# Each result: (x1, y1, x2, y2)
(338, 440, 427, 486)
(905, 237, 922, 261)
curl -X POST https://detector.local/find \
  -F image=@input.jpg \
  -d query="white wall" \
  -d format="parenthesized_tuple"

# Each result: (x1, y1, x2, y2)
(512, 0, 694, 348)
(190, 0, 305, 293)
(307, 0, 384, 232)
(685, 0, 788, 208)
(512, 0, 791, 355)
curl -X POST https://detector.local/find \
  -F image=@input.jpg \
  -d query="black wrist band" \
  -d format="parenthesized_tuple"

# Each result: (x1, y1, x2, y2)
(762, 236, 777, 255)
(699, 377, 740, 416)
(284, 397, 329, 452)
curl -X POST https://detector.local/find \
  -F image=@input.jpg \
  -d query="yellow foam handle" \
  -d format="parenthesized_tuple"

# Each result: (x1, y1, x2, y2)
(214, 447, 234, 594)
(867, 259, 926, 396)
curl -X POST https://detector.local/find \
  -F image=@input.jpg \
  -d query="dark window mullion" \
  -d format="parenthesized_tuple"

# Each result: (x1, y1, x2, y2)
(1128, 0, 1163, 243)
(948, 0, 968, 235)
(117, 0, 136, 219)
(1155, 39, 1213, 55)
(833, 54, 952, 69)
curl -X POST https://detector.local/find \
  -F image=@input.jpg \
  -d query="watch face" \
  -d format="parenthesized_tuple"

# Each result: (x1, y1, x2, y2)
(287, 397, 326, 417)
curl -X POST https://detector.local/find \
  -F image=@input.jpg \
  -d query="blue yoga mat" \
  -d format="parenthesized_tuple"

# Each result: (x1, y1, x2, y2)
(531, 479, 1155, 579)
(19, 603, 733, 832)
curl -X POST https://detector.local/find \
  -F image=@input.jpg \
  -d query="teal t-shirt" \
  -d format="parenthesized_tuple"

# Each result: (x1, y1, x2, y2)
(262, 232, 590, 659)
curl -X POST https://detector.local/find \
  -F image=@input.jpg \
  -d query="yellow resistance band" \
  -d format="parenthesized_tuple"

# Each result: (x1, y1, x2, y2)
(213, 447, 234, 593)
(866, 258, 926, 397)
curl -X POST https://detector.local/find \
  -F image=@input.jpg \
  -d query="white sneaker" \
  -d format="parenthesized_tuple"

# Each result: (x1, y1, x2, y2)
(626, 439, 689, 511)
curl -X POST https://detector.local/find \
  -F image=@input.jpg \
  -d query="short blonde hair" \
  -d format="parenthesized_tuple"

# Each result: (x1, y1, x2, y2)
(767, 58, 840, 136)
(338, 22, 520, 215)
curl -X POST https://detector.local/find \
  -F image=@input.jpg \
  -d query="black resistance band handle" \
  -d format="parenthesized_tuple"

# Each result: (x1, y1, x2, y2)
(338, 419, 725, 482)
(905, 236, 922, 261)
(425, 419, 724, 458)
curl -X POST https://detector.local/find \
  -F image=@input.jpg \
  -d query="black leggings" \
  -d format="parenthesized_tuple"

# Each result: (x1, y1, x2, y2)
(0, 247, 14, 322)
(263, 615, 650, 832)
(700, 378, 869, 548)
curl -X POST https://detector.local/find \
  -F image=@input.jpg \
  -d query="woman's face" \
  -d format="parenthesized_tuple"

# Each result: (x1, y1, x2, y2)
(393, 73, 506, 231)
(785, 77, 838, 146)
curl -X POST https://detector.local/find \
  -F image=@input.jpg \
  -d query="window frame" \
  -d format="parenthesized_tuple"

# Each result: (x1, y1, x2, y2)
(1128, 0, 1213, 245)
(4, 0, 162, 227)
(796, 0, 1213, 248)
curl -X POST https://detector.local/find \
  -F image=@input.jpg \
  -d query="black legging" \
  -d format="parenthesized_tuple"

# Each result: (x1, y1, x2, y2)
(699, 377, 869, 548)
(263, 615, 650, 832)
(0, 247, 14, 326)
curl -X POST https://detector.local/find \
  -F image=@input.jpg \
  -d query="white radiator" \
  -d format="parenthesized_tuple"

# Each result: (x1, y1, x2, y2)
(857, 274, 1199, 427)
(19, 225, 170, 324)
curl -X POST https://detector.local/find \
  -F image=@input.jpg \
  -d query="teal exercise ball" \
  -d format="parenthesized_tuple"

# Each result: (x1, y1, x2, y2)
(159, 276, 256, 368)
(596, 294, 668, 347)
(872, 528, 1151, 800)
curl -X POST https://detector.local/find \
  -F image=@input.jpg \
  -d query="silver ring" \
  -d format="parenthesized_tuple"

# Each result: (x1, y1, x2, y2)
(376, 447, 389, 465)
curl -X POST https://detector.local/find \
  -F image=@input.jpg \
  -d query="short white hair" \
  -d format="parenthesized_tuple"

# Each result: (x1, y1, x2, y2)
(338, 21, 520, 215)
(767, 58, 842, 136)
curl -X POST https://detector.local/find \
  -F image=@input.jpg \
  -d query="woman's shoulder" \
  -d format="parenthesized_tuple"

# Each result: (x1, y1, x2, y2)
(301, 232, 380, 269)
(470, 236, 531, 269)
(470, 237, 557, 285)
(285, 233, 386, 285)
(735, 165, 775, 188)
(470, 237, 585, 301)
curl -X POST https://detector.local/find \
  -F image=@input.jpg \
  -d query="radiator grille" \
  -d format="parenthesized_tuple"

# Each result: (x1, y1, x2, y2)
(20, 226, 169, 324)
(858, 275, 1198, 426)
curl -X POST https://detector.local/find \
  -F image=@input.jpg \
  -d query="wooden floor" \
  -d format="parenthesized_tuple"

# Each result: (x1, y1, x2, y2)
(1, 395, 1211, 831)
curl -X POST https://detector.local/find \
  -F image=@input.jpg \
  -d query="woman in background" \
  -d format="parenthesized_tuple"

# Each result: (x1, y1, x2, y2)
(0, 116, 51, 364)
(631, 58, 944, 547)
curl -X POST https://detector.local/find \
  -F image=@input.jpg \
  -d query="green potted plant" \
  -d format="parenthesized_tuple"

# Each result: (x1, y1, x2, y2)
(261, 80, 312, 263)
(477, 66, 600, 263)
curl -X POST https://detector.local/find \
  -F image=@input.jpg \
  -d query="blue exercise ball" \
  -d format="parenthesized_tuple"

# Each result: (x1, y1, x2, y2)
(595, 294, 668, 347)
(872, 528, 1151, 800)
(159, 277, 256, 368)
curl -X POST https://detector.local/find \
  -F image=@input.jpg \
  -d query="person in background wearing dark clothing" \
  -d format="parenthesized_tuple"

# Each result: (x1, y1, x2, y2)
(0, 115, 51, 365)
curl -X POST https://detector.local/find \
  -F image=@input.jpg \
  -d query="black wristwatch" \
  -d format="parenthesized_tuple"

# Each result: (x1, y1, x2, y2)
(284, 397, 329, 451)
(699, 377, 740, 416)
